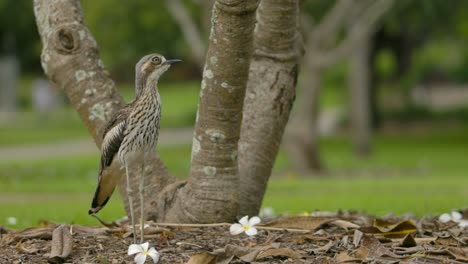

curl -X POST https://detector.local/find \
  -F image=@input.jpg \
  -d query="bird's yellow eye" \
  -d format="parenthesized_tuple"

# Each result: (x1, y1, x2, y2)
(151, 56, 161, 65)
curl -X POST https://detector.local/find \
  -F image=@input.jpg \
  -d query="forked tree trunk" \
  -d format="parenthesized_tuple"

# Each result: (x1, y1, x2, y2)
(239, 0, 301, 216)
(35, 0, 261, 223)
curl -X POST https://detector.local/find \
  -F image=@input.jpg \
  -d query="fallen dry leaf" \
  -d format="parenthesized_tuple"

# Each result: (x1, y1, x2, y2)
(185, 252, 219, 264)
(356, 235, 402, 259)
(329, 219, 360, 230)
(70, 225, 107, 236)
(361, 219, 417, 238)
(400, 233, 417, 247)
(257, 247, 304, 260)
(335, 251, 363, 263)
(223, 244, 261, 262)
(48, 225, 73, 264)
(446, 247, 468, 262)
(7, 226, 55, 243)
(262, 216, 334, 231)
(15, 241, 40, 254)
(353, 230, 364, 247)
(310, 240, 335, 254)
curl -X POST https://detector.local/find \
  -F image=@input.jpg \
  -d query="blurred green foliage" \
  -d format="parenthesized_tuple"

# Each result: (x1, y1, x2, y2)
(0, 0, 41, 72)
(81, 0, 193, 81)
(3, 0, 468, 82)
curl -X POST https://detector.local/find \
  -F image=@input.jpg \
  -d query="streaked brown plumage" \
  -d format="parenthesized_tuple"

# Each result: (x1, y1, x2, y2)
(88, 54, 180, 242)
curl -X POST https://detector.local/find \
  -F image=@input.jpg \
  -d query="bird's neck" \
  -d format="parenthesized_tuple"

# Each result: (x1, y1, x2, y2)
(135, 76, 159, 100)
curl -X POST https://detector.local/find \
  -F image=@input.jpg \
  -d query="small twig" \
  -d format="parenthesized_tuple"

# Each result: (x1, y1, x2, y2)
(155, 222, 310, 233)
(176, 241, 204, 248)
(155, 222, 230, 228)
(257, 226, 310, 233)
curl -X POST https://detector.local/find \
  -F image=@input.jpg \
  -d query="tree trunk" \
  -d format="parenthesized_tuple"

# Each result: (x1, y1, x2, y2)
(33, 0, 175, 221)
(156, 0, 259, 223)
(238, 0, 300, 216)
(349, 35, 372, 156)
(285, 64, 324, 173)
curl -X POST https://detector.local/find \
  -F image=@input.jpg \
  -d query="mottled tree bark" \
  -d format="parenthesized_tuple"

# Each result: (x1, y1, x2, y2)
(33, 0, 175, 221)
(157, 0, 259, 222)
(238, 0, 301, 216)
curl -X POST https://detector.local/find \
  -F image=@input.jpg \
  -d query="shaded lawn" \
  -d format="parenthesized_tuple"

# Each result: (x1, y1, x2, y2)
(0, 81, 199, 146)
(2, 78, 343, 146)
(1, 127, 467, 229)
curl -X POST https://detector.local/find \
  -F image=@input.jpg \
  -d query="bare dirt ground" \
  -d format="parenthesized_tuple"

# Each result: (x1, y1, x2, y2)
(1, 211, 467, 264)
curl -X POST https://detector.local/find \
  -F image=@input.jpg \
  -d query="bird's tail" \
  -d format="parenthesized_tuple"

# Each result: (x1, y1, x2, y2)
(89, 168, 119, 215)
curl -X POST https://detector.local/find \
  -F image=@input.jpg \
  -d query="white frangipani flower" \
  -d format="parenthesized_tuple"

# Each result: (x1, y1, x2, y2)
(128, 242, 159, 264)
(439, 211, 468, 228)
(6, 217, 17, 225)
(230, 216, 261, 236)
(259, 207, 275, 219)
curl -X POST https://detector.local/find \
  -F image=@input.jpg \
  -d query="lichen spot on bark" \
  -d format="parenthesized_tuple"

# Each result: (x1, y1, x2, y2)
(84, 88, 96, 96)
(201, 80, 206, 90)
(221, 82, 228, 88)
(192, 137, 201, 159)
(78, 30, 86, 40)
(205, 129, 226, 143)
(231, 150, 238, 162)
(98, 59, 105, 68)
(75, 70, 87, 82)
(195, 110, 199, 123)
(204, 69, 214, 79)
(203, 166, 216, 177)
(89, 103, 108, 122)
(210, 56, 218, 65)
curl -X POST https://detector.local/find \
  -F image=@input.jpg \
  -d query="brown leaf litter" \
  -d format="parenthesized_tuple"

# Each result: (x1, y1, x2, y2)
(0, 210, 467, 263)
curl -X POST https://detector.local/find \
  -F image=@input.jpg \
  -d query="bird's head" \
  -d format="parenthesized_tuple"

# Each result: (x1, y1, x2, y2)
(135, 53, 181, 86)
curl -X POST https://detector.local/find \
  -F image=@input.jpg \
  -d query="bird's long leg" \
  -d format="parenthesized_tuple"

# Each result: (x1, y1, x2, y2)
(139, 153, 146, 243)
(125, 162, 137, 244)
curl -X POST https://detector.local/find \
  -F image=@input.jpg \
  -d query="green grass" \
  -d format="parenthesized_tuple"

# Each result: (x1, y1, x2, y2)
(1, 127, 467, 229)
(0, 81, 200, 146)
(264, 177, 466, 217)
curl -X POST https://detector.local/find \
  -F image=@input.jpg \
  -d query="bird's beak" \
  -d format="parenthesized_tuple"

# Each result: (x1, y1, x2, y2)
(164, 59, 182, 65)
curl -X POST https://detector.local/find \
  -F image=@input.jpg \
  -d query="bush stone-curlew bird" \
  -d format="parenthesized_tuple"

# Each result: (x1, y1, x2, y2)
(88, 54, 181, 243)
